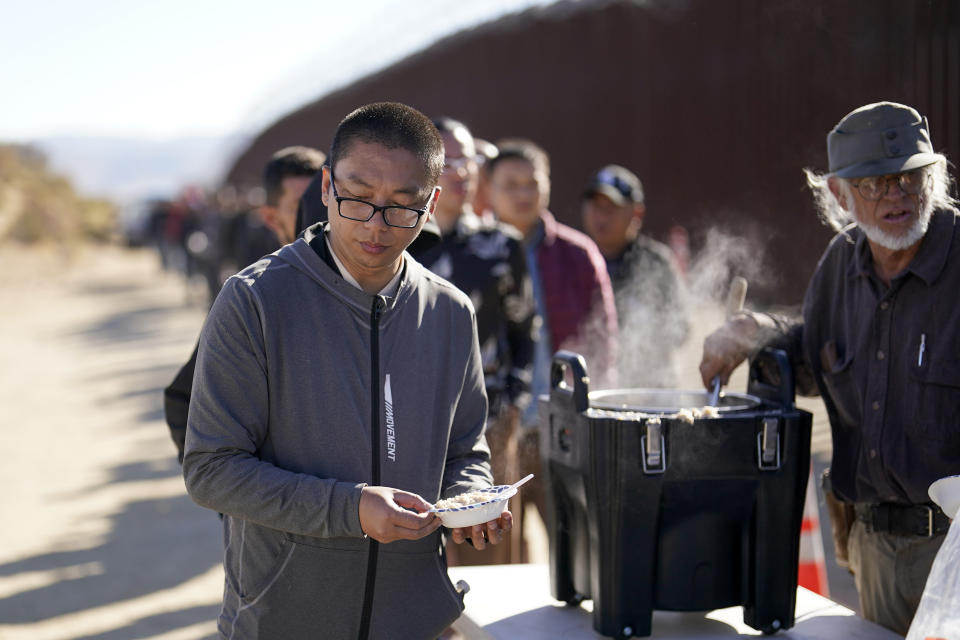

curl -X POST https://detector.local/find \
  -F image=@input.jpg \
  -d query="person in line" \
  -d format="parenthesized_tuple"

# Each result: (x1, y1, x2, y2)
(258, 145, 327, 246)
(419, 117, 537, 565)
(581, 164, 689, 387)
(226, 147, 325, 287)
(183, 102, 510, 639)
(486, 137, 617, 545)
(699, 101, 960, 635)
(488, 139, 618, 395)
(163, 145, 325, 463)
(472, 136, 499, 219)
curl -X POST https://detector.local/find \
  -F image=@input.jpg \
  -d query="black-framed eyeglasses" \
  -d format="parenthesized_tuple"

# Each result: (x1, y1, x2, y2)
(330, 171, 429, 229)
(850, 169, 929, 201)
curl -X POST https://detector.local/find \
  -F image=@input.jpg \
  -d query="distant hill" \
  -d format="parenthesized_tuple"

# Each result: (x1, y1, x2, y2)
(0, 144, 115, 244)
(32, 134, 248, 204)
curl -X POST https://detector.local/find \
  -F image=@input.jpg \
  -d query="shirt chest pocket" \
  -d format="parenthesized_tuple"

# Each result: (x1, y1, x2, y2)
(820, 346, 861, 429)
(910, 353, 960, 447)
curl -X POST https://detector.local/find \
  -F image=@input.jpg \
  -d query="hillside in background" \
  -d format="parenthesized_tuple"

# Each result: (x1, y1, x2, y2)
(32, 134, 246, 203)
(0, 144, 116, 245)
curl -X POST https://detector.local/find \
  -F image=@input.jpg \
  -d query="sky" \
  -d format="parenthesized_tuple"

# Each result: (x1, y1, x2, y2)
(0, 0, 557, 143)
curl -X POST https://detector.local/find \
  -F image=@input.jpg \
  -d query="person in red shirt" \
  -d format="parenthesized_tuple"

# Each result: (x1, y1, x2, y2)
(488, 139, 618, 387)
(487, 138, 617, 545)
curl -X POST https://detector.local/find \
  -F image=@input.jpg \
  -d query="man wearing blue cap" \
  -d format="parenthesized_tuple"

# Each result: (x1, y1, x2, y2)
(581, 164, 689, 387)
(698, 101, 960, 634)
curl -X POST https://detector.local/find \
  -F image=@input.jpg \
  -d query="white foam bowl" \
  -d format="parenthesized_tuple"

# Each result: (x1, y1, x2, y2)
(432, 485, 515, 529)
(929, 475, 960, 520)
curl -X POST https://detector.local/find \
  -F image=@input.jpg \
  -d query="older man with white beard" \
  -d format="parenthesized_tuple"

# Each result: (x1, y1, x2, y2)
(698, 101, 960, 635)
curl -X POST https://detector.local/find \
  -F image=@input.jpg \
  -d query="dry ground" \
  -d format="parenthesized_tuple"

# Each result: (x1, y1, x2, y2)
(0, 245, 220, 639)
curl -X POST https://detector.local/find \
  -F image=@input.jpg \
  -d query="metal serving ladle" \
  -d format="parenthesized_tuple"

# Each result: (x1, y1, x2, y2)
(708, 276, 749, 408)
(708, 376, 723, 407)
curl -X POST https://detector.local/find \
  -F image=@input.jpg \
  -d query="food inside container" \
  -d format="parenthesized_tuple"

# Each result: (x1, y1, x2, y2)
(653, 405, 720, 424)
(434, 489, 496, 510)
(431, 475, 533, 529)
(588, 388, 760, 414)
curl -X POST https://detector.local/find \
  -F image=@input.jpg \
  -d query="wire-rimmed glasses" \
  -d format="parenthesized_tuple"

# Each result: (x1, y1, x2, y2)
(850, 169, 929, 201)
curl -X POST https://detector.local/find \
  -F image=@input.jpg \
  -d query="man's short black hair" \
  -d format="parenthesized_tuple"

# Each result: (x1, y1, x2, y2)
(329, 102, 444, 189)
(487, 138, 550, 177)
(263, 146, 326, 206)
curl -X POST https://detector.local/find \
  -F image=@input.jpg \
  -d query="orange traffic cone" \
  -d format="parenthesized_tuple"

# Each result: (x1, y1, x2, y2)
(798, 467, 829, 597)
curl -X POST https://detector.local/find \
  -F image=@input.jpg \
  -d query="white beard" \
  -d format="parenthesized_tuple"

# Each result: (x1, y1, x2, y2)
(854, 198, 934, 251)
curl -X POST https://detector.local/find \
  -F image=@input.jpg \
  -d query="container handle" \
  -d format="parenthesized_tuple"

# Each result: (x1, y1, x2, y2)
(550, 351, 590, 413)
(747, 347, 795, 408)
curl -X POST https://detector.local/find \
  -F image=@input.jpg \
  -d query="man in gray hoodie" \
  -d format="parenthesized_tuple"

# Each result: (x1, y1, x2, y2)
(183, 102, 511, 639)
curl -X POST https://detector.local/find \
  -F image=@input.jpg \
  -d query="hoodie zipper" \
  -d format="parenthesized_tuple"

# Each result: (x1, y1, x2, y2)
(358, 295, 386, 640)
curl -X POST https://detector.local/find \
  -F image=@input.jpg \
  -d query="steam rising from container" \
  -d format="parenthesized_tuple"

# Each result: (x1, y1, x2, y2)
(575, 225, 774, 392)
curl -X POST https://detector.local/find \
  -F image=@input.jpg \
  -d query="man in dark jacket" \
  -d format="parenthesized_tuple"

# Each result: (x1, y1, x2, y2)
(418, 117, 537, 565)
(229, 146, 326, 273)
(486, 138, 618, 551)
(164, 146, 324, 463)
(183, 102, 510, 639)
(581, 164, 689, 387)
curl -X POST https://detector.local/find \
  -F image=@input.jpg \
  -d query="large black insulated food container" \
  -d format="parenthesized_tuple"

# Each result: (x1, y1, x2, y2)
(539, 349, 813, 638)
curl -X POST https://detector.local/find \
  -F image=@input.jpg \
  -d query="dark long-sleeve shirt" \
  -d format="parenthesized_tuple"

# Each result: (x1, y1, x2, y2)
(763, 209, 960, 505)
(419, 211, 536, 414)
(606, 233, 689, 387)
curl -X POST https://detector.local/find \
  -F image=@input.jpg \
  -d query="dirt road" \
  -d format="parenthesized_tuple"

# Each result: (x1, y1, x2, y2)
(0, 245, 221, 640)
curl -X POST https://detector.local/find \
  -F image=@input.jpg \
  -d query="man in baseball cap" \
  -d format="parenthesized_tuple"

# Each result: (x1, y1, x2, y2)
(698, 101, 960, 634)
(581, 164, 647, 275)
(581, 164, 689, 387)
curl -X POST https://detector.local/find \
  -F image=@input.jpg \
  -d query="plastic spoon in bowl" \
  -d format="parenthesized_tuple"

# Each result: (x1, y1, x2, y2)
(430, 473, 536, 512)
(500, 473, 535, 500)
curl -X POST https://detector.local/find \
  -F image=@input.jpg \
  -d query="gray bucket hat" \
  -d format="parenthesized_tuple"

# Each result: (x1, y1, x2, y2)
(827, 101, 939, 178)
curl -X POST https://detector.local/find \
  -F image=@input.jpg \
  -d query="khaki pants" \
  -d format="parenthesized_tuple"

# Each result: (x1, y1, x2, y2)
(847, 520, 945, 635)
(445, 409, 523, 566)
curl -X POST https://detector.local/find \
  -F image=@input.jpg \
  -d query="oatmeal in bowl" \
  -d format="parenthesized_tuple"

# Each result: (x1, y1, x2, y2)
(431, 475, 533, 528)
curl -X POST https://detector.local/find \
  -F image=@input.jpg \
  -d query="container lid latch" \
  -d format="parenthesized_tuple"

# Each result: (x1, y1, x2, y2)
(641, 420, 666, 475)
(757, 417, 782, 471)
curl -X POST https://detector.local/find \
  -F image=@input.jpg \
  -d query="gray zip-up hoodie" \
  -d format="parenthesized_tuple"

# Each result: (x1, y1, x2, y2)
(183, 224, 492, 639)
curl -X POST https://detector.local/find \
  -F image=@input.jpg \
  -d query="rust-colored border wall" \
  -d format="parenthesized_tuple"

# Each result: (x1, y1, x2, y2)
(225, 0, 959, 303)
